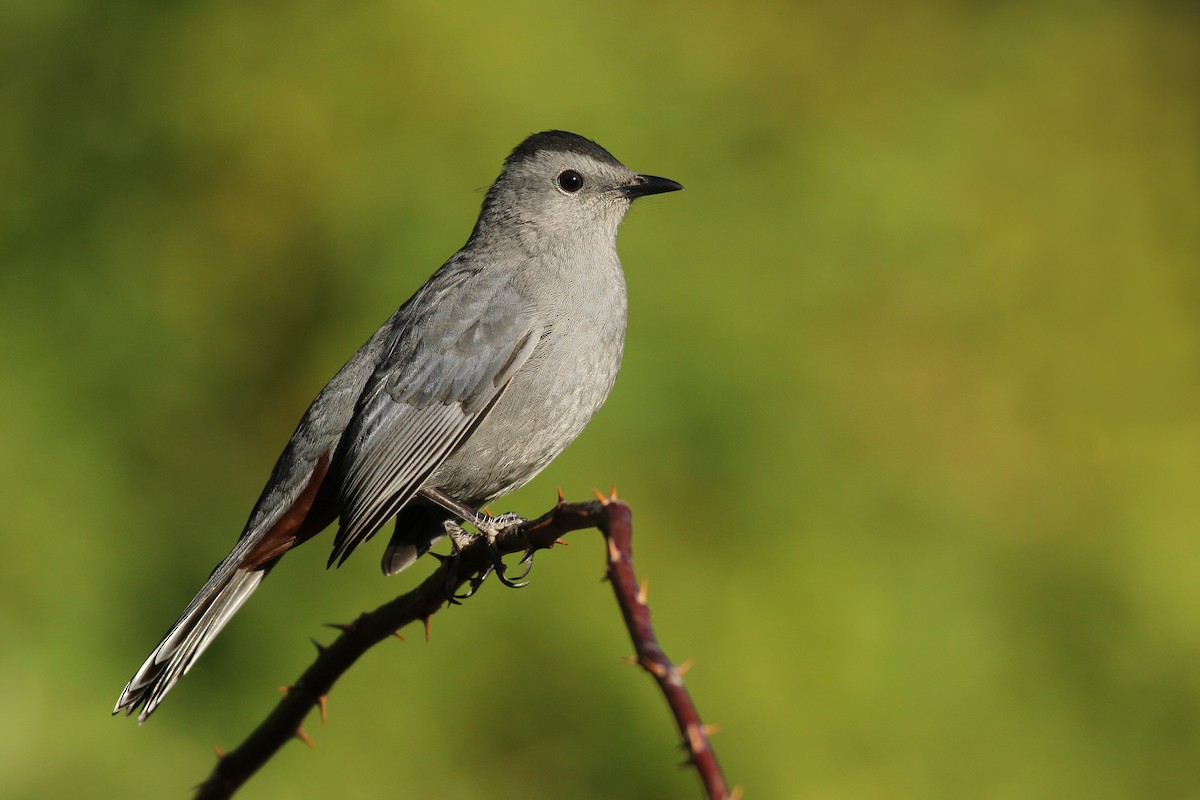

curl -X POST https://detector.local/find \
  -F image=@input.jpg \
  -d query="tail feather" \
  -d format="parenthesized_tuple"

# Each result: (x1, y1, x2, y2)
(114, 565, 266, 723)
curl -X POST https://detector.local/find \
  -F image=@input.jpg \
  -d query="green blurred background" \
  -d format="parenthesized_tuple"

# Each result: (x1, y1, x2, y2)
(2, 0, 1197, 797)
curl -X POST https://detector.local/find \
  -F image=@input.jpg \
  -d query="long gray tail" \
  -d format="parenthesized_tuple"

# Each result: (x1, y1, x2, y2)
(113, 559, 266, 723)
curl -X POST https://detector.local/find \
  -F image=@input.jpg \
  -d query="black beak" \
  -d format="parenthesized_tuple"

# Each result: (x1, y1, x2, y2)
(624, 173, 684, 199)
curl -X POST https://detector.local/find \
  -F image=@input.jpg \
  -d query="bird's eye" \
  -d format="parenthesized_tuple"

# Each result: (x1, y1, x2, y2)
(557, 170, 584, 193)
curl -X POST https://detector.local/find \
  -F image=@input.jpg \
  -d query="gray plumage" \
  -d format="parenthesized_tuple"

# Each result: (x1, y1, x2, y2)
(114, 130, 682, 722)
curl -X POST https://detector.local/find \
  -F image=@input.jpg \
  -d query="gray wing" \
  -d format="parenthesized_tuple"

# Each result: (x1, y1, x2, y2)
(328, 267, 540, 566)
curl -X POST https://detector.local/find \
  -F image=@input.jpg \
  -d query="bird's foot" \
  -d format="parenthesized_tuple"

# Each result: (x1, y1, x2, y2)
(470, 512, 532, 588)
(439, 512, 532, 599)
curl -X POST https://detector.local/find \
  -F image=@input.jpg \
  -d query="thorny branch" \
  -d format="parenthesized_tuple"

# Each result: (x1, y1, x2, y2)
(194, 496, 733, 800)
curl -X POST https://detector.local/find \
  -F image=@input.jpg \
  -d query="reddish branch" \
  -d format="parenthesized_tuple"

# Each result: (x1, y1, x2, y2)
(599, 500, 731, 800)
(193, 497, 732, 800)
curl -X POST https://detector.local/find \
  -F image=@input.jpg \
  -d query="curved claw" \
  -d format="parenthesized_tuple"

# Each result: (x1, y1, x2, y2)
(437, 539, 491, 603)
(442, 561, 463, 605)
(507, 551, 536, 582)
(487, 540, 531, 589)
(450, 563, 493, 601)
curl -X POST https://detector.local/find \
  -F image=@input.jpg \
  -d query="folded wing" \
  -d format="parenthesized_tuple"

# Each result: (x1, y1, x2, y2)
(328, 273, 540, 566)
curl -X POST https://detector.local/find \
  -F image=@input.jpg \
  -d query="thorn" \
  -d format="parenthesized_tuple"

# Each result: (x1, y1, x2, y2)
(392, 629, 406, 641)
(606, 536, 621, 564)
(622, 655, 638, 666)
(423, 615, 433, 643)
(685, 722, 706, 753)
(482, 506, 493, 517)
(276, 686, 291, 695)
(213, 743, 226, 758)
(593, 487, 609, 505)
(644, 659, 669, 678)
(636, 579, 649, 605)
(295, 726, 316, 749)
(702, 723, 721, 737)
(729, 787, 745, 800)
(310, 637, 326, 654)
(325, 622, 353, 633)
(554, 538, 570, 547)
(318, 695, 328, 726)
(556, 486, 564, 502)
(676, 658, 694, 677)
(609, 484, 618, 500)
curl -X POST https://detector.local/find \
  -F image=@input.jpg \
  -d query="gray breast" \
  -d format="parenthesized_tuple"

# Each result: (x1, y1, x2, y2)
(429, 253, 627, 502)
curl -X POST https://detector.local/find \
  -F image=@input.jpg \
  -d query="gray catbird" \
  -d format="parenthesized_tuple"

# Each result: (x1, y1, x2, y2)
(114, 130, 682, 722)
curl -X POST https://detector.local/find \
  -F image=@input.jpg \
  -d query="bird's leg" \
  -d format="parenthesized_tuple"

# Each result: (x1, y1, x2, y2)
(418, 487, 531, 589)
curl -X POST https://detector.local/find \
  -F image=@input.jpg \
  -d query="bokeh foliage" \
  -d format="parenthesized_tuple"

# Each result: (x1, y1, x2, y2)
(1, 0, 1197, 797)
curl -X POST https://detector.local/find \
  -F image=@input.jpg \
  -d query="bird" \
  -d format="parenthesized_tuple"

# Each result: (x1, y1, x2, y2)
(113, 130, 683, 723)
